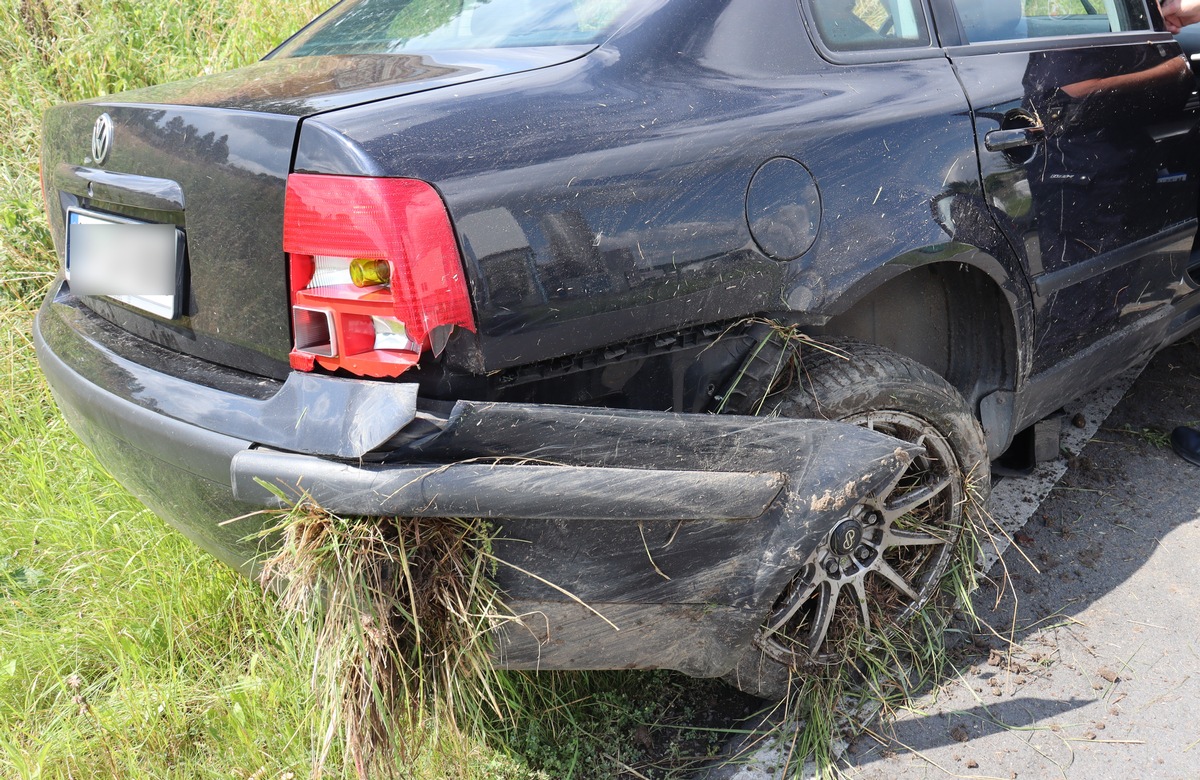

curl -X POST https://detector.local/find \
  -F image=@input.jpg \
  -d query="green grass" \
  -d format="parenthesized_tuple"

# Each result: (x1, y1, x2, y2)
(0, 3, 354, 773)
(0, 308, 328, 775)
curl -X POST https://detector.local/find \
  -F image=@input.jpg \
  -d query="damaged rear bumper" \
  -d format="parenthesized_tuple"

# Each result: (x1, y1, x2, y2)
(35, 291, 915, 677)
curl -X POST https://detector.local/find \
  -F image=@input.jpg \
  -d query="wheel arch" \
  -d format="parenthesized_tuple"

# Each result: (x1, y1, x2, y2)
(811, 253, 1026, 451)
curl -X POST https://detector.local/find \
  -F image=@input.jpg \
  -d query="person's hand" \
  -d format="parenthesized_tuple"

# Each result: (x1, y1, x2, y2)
(1161, 0, 1200, 34)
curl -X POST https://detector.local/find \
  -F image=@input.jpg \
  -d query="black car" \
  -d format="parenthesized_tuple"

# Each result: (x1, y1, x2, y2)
(34, 0, 1200, 697)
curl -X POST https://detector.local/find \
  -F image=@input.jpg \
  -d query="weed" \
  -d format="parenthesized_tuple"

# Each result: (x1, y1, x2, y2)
(257, 504, 510, 778)
(495, 669, 760, 779)
(1107, 424, 1170, 449)
(714, 319, 847, 416)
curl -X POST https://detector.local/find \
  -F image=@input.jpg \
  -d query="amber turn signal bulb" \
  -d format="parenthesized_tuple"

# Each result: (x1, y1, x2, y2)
(350, 257, 390, 288)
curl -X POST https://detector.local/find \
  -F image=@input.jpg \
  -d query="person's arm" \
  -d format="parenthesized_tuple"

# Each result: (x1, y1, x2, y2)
(1059, 58, 1182, 99)
(1160, 0, 1200, 34)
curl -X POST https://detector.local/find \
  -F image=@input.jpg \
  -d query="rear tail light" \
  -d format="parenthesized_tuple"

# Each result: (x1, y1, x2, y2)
(283, 173, 475, 378)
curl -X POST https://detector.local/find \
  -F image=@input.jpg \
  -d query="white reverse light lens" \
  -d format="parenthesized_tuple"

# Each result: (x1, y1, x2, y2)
(307, 255, 353, 290)
(293, 306, 337, 356)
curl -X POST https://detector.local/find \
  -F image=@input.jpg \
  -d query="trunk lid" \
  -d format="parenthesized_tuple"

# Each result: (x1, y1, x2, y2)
(41, 48, 587, 378)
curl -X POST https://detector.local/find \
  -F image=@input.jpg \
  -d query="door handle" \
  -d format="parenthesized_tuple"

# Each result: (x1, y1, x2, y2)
(984, 125, 1046, 152)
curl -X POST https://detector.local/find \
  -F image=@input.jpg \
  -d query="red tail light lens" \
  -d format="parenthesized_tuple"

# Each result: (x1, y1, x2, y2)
(283, 174, 475, 378)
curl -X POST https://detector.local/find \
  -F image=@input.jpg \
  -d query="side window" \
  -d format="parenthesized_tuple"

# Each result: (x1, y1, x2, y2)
(809, 0, 931, 51)
(953, 0, 1151, 44)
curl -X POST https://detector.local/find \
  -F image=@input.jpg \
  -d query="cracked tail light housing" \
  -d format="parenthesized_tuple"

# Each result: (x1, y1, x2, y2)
(283, 173, 475, 378)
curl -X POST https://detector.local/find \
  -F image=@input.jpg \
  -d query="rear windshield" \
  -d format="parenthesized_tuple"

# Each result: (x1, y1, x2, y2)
(273, 0, 636, 56)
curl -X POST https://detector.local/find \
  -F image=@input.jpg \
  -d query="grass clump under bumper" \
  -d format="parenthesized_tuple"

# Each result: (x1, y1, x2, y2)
(257, 504, 510, 779)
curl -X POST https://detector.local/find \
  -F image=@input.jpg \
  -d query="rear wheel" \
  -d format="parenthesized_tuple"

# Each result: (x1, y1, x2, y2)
(722, 338, 989, 698)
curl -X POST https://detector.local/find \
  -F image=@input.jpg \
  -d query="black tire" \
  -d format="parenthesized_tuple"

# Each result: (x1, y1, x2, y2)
(722, 337, 990, 698)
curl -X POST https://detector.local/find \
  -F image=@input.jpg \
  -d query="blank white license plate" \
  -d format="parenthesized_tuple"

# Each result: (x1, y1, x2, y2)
(67, 209, 182, 319)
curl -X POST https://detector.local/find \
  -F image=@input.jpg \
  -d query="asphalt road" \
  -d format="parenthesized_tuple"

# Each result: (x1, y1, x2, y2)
(707, 339, 1200, 780)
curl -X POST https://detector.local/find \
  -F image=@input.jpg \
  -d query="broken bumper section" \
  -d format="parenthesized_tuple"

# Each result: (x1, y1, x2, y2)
(35, 294, 915, 677)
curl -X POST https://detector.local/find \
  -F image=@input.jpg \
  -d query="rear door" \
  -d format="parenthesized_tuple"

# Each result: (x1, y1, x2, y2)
(939, 0, 1198, 374)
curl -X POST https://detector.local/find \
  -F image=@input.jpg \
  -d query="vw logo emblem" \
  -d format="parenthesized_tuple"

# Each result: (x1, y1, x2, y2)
(91, 113, 113, 165)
